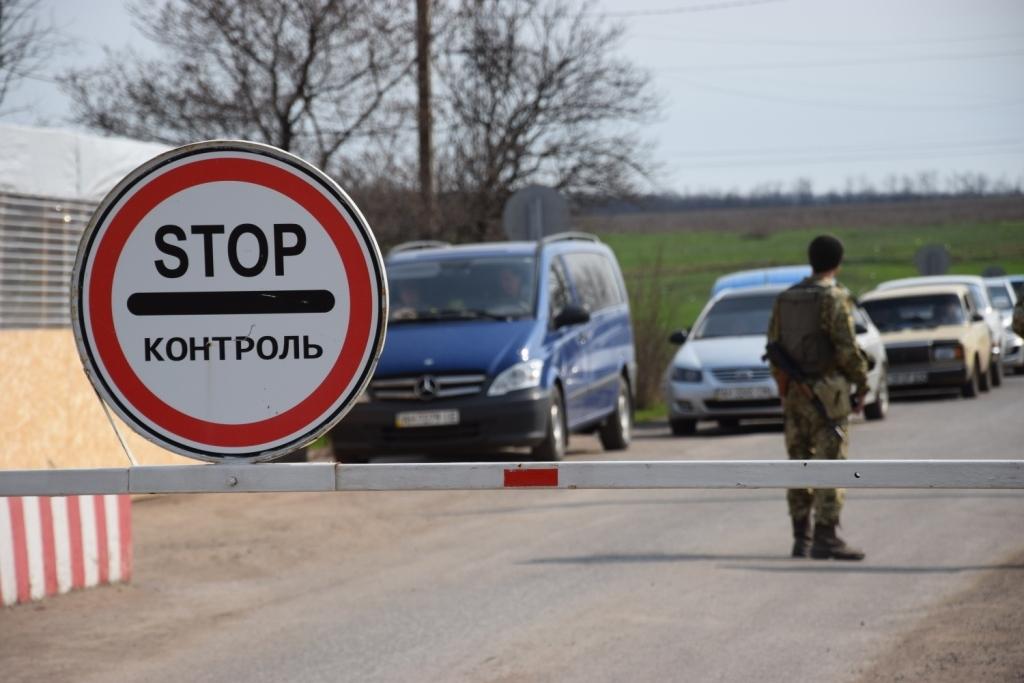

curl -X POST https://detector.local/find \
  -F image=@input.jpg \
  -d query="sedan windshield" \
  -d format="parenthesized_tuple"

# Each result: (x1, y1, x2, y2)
(693, 293, 777, 339)
(387, 256, 536, 322)
(986, 285, 1013, 311)
(862, 294, 965, 332)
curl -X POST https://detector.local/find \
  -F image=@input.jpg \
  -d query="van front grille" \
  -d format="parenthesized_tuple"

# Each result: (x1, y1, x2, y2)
(370, 374, 487, 401)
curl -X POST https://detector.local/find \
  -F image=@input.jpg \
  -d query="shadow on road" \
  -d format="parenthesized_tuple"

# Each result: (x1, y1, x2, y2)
(439, 490, 1024, 517)
(890, 391, 964, 403)
(521, 553, 1024, 574)
(723, 563, 1024, 574)
(524, 552, 788, 565)
(637, 420, 784, 440)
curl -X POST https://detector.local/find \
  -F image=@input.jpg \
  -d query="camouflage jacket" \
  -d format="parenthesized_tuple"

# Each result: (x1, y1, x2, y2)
(767, 276, 869, 390)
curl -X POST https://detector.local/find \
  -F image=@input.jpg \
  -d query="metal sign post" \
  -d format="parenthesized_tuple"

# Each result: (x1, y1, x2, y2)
(71, 140, 387, 463)
(502, 185, 570, 241)
(914, 244, 951, 275)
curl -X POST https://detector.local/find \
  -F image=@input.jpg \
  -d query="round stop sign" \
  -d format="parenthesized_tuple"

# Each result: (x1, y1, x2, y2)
(72, 141, 387, 462)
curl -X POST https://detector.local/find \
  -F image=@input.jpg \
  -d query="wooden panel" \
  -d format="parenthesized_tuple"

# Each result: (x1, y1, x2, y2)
(0, 329, 190, 470)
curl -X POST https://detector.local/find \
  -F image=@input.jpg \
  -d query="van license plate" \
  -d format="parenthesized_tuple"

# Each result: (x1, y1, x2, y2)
(395, 410, 460, 428)
(888, 372, 927, 386)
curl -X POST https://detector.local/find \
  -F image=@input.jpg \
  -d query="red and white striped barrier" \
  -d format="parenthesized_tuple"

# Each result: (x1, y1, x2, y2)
(0, 495, 131, 607)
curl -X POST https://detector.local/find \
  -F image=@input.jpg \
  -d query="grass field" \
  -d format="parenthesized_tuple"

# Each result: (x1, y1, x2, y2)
(602, 219, 1024, 329)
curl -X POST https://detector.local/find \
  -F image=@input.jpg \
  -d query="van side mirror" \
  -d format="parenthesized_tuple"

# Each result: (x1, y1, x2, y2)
(971, 312, 984, 323)
(554, 303, 590, 328)
(669, 329, 688, 345)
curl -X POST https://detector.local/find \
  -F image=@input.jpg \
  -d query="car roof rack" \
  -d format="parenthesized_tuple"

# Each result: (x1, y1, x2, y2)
(537, 231, 600, 247)
(388, 240, 451, 256)
(533, 232, 600, 258)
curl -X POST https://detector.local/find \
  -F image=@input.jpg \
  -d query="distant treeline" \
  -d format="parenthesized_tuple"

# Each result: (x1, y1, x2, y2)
(577, 176, 1023, 216)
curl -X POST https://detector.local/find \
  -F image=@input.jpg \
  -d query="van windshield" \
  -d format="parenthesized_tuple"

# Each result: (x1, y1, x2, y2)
(388, 256, 536, 322)
(862, 294, 965, 332)
(693, 293, 777, 339)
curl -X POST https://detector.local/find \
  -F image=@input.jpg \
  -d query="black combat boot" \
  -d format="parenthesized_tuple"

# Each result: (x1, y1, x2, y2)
(810, 523, 865, 561)
(791, 517, 812, 558)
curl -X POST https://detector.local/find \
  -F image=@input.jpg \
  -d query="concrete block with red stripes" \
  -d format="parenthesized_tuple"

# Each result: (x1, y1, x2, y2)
(0, 495, 131, 607)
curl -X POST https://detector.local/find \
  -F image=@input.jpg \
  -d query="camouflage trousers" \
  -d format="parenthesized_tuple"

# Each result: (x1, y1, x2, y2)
(783, 389, 848, 526)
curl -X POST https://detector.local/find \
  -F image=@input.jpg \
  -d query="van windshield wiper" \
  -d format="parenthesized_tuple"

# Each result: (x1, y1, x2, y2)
(391, 308, 513, 322)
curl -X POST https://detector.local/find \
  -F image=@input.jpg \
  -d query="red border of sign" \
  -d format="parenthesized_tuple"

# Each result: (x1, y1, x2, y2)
(86, 157, 372, 448)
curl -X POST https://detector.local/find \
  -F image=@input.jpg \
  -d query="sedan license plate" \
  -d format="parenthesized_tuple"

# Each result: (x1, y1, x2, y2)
(395, 409, 460, 428)
(888, 371, 927, 386)
(713, 386, 774, 401)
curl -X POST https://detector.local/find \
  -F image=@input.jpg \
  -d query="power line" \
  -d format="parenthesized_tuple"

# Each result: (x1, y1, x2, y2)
(669, 141, 1024, 169)
(673, 77, 1024, 112)
(673, 138, 1024, 159)
(656, 48, 1024, 72)
(596, 0, 783, 18)
(630, 31, 1024, 49)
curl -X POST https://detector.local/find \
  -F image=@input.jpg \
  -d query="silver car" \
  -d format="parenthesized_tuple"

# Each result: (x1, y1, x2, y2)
(664, 285, 888, 435)
(985, 278, 1023, 374)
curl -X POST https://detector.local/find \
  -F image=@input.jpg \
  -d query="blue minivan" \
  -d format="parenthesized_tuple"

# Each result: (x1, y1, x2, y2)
(331, 233, 636, 461)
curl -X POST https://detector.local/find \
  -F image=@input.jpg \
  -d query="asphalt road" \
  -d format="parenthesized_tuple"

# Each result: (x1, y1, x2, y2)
(3, 377, 1024, 682)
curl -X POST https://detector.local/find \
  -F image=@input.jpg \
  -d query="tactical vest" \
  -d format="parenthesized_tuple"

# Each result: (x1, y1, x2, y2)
(776, 283, 835, 377)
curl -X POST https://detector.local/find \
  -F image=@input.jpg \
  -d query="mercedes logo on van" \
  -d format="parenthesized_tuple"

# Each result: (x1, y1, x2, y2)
(415, 375, 440, 400)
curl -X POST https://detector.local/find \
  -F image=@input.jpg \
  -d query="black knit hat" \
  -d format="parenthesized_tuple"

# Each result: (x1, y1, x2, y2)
(808, 234, 844, 272)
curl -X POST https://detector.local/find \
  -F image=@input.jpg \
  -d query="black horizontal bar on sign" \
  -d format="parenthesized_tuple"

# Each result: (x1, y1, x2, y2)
(127, 290, 336, 316)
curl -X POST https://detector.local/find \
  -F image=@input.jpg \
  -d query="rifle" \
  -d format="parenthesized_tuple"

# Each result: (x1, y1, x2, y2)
(763, 341, 844, 442)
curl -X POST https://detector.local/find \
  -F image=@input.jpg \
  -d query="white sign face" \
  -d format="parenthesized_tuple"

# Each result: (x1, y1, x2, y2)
(72, 141, 387, 462)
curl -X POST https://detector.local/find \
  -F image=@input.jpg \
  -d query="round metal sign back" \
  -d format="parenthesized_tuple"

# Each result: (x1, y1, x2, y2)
(71, 141, 388, 462)
(502, 185, 570, 241)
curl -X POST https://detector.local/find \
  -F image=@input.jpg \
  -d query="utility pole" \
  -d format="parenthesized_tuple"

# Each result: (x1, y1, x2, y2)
(416, 0, 437, 238)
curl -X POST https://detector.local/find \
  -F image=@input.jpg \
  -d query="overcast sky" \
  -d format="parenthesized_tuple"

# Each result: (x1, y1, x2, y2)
(4, 0, 1023, 195)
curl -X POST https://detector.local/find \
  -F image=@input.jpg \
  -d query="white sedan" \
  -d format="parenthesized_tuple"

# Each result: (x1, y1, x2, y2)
(664, 285, 888, 436)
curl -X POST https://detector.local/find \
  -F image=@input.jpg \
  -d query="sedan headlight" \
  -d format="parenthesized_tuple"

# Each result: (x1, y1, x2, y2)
(671, 366, 703, 383)
(488, 359, 544, 396)
(932, 344, 963, 361)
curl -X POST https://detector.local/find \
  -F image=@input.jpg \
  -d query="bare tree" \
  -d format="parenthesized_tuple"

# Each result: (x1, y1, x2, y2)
(625, 251, 679, 409)
(60, 0, 415, 178)
(0, 0, 59, 113)
(435, 0, 659, 241)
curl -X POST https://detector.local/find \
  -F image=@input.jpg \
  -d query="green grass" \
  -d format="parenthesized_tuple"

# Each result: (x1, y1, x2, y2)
(603, 220, 1024, 329)
(308, 435, 331, 450)
(634, 402, 668, 424)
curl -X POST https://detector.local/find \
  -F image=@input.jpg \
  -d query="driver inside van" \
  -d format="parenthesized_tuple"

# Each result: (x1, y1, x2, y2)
(492, 265, 529, 311)
(392, 282, 421, 320)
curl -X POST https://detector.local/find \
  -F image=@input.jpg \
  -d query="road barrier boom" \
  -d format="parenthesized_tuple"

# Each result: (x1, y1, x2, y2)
(0, 460, 1022, 496)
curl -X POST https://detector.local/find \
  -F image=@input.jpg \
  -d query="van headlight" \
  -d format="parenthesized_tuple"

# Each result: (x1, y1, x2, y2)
(488, 359, 544, 396)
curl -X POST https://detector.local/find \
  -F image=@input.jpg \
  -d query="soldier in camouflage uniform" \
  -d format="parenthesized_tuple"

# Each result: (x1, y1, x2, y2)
(766, 235, 868, 560)
(1014, 297, 1024, 338)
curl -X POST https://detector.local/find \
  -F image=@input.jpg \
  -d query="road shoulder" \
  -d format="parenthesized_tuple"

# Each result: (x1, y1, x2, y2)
(856, 546, 1024, 682)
